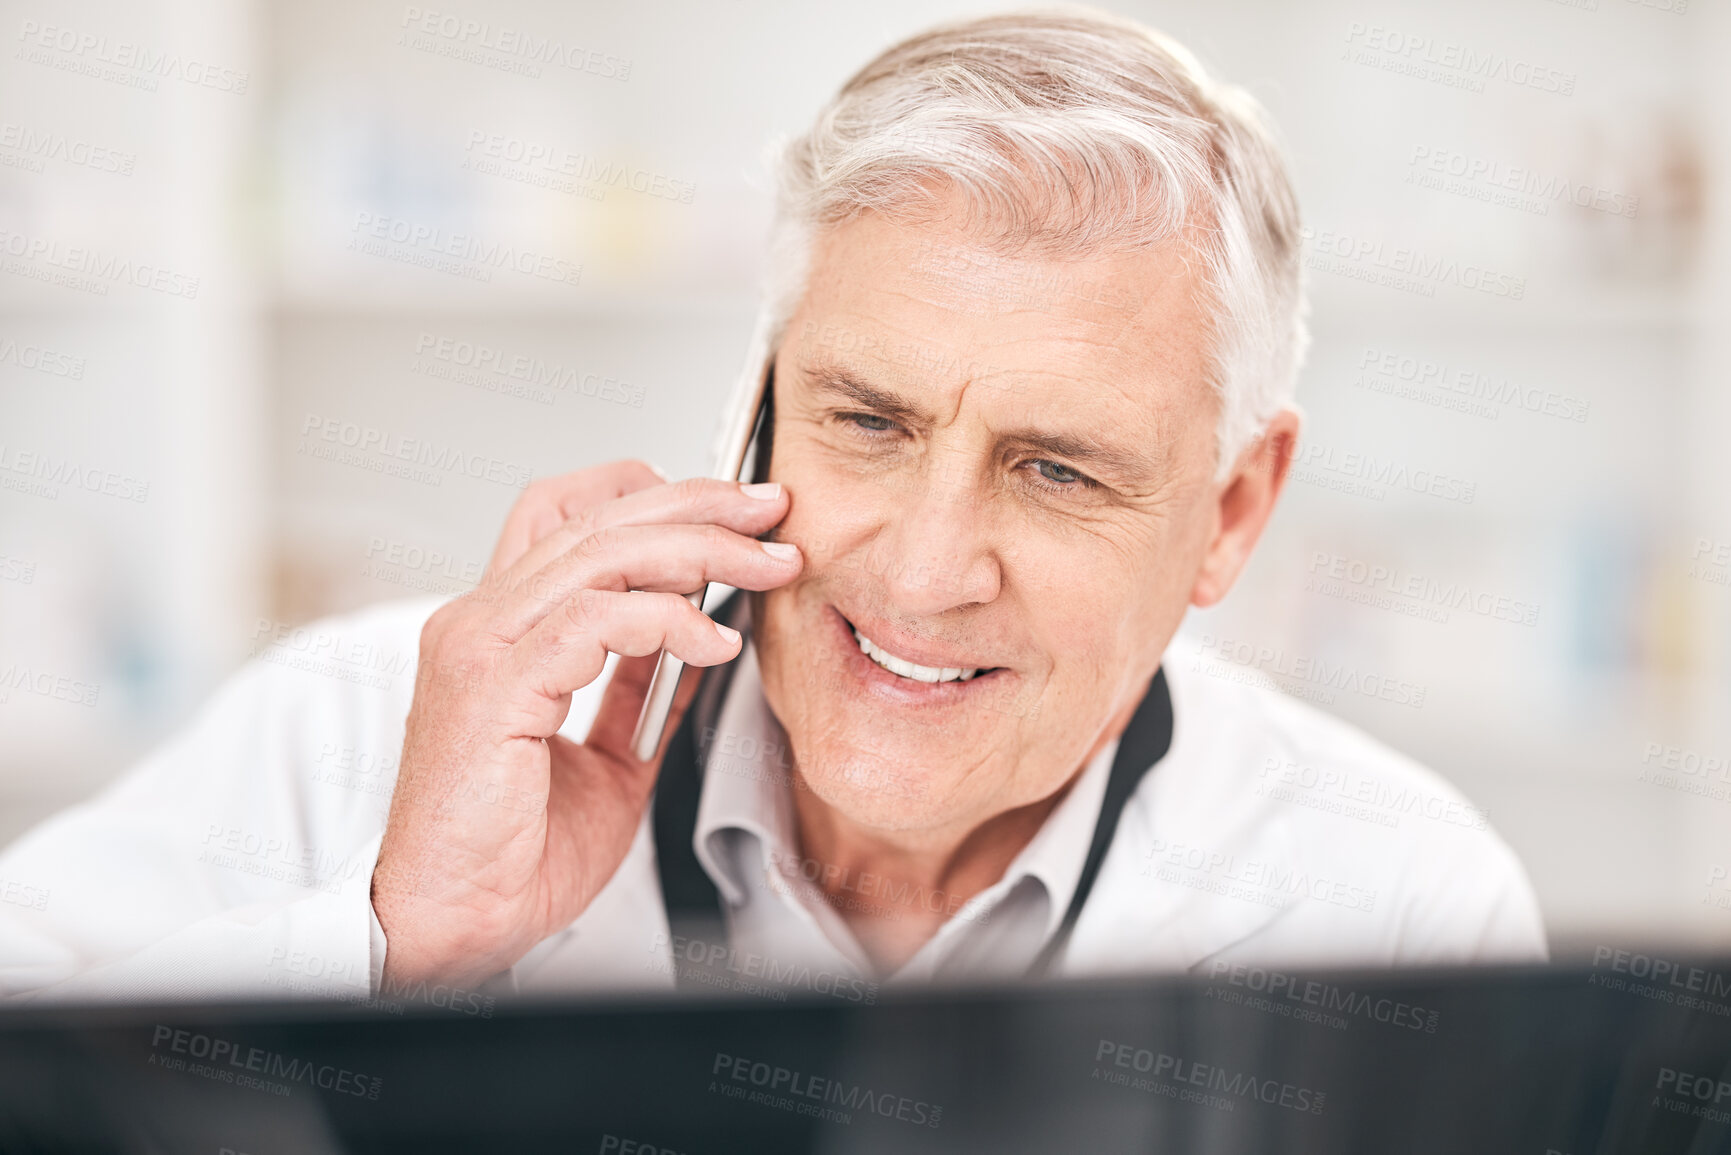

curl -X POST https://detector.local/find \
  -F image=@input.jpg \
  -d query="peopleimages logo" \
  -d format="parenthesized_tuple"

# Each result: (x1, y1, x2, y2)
(1300, 227, 1525, 300)
(1142, 837, 1379, 914)
(799, 319, 1028, 397)
(362, 535, 485, 595)
(412, 332, 645, 407)
(1306, 551, 1540, 627)
(1258, 755, 1491, 831)
(1655, 1067, 1731, 1124)
(1705, 866, 1731, 914)
(0, 336, 86, 379)
(0, 664, 100, 708)
(1692, 538, 1731, 590)
(1355, 347, 1589, 423)
(298, 412, 535, 490)
(711, 1052, 942, 1128)
(15, 19, 251, 94)
(348, 212, 582, 288)
(910, 237, 1135, 312)
(0, 227, 200, 299)
(1589, 945, 1731, 1016)
(0, 443, 149, 504)
(1193, 633, 1427, 709)
(1286, 440, 1478, 505)
(0, 554, 36, 585)
(762, 847, 992, 926)
(649, 931, 880, 1004)
(1342, 22, 1576, 96)
(398, 6, 631, 81)
(149, 1026, 380, 1099)
(0, 121, 136, 175)
(1093, 1039, 1326, 1114)
(0, 877, 50, 911)
(1407, 146, 1637, 219)
(464, 131, 695, 204)
(249, 614, 417, 694)
(198, 824, 366, 895)
(1636, 739, 1731, 807)
(1207, 961, 1441, 1033)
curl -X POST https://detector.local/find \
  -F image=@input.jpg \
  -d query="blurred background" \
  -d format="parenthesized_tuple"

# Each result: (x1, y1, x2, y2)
(0, 0, 1724, 957)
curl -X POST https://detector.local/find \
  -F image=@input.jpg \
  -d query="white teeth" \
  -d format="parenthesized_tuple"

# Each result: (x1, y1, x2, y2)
(852, 628, 979, 684)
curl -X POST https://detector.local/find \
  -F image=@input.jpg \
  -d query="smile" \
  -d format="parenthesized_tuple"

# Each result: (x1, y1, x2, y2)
(852, 627, 979, 684)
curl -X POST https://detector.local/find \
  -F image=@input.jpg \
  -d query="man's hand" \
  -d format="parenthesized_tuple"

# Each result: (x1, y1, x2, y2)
(371, 460, 800, 988)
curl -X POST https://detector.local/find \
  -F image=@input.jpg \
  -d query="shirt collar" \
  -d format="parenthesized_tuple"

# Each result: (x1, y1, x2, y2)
(691, 638, 801, 908)
(691, 637, 1122, 944)
(996, 727, 1119, 941)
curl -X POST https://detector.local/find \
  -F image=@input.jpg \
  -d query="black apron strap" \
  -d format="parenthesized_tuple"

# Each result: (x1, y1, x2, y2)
(1027, 665, 1173, 977)
(651, 592, 751, 989)
(650, 592, 1174, 986)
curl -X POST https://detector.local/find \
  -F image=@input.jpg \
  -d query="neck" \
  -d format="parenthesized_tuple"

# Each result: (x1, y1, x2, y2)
(790, 772, 1073, 975)
(788, 707, 1132, 976)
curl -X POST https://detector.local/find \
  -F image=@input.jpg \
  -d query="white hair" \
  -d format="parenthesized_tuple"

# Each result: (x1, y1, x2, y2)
(761, 7, 1308, 479)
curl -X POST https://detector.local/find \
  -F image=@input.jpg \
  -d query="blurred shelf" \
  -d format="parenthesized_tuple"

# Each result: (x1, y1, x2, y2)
(1304, 282, 1701, 336)
(267, 288, 760, 322)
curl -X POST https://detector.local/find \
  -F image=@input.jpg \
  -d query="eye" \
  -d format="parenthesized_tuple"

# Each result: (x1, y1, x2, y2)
(1021, 457, 1100, 496)
(1033, 459, 1085, 485)
(841, 412, 897, 434)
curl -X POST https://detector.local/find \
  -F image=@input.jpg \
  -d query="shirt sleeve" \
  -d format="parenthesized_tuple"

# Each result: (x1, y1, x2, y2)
(368, 897, 390, 987)
(1393, 833, 1550, 966)
(0, 600, 433, 1003)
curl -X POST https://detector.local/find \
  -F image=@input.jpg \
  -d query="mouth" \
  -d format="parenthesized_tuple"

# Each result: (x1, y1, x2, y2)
(829, 606, 1007, 698)
(852, 627, 979, 683)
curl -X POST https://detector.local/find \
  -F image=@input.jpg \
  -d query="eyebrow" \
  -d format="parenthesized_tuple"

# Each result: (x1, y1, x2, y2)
(1006, 429, 1155, 482)
(806, 364, 934, 424)
(801, 359, 1158, 483)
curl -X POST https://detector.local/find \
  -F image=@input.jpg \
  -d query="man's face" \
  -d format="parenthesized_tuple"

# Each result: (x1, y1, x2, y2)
(754, 204, 1225, 838)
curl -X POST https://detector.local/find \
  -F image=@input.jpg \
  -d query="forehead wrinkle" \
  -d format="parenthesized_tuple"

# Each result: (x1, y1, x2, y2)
(795, 306, 1000, 419)
(995, 322, 1205, 435)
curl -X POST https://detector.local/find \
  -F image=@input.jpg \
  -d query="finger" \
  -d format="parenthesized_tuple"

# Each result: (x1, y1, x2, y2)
(492, 477, 790, 595)
(585, 652, 708, 767)
(485, 525, 801, 641)
(498, 590, 743, 734)
(488, 460, 667, 574)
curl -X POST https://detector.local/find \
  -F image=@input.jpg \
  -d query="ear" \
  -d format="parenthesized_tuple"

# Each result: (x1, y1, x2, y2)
(1189, 409, 1301, 609)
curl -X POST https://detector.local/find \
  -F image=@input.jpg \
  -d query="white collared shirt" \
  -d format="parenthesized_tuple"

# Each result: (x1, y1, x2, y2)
(0, 596, 1547, 1004)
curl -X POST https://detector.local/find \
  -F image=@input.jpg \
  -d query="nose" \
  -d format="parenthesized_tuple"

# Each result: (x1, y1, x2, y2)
(868, 453, 1002, 616)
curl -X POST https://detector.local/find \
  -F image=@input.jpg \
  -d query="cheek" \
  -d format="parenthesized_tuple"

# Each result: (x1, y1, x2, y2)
(1017, 527, 1154, 632)
(1015, 523, 1189, 692)
(773, 467, 891, 568)
(1031, 619, 1125, 732)
(754, 593, 839, 725)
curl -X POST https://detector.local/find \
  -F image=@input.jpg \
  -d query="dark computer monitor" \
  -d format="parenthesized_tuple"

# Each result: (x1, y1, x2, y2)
(3, 956, 1729, 1154)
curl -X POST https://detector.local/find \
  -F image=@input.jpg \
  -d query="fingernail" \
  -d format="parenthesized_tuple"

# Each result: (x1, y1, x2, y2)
(646, 461, 670, 482)
(741, 481, 782, 500)
(715, 622, 741, 644)
(761, 541, 800, 561)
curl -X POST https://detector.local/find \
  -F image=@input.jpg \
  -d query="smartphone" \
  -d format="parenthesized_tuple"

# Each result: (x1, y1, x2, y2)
(629, 313, 777, 762)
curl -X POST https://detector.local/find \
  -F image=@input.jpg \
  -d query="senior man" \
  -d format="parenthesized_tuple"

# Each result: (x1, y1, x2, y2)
(0, 10, 1543, 1003)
